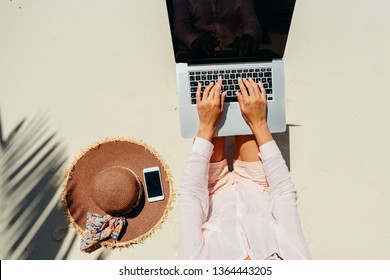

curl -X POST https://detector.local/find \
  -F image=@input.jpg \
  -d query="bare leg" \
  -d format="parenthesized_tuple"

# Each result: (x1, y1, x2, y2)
(234, 135, 260, 162)
(210, 137, 225, 162)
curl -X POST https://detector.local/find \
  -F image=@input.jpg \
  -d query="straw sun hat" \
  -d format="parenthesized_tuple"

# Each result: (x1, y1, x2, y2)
(61, 138, 173, 253)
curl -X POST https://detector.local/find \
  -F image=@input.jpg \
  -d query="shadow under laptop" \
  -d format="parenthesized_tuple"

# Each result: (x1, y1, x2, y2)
(224, 124, 296, 171)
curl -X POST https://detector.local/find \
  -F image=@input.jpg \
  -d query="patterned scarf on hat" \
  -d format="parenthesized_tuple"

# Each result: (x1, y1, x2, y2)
(80, 212, 126, 252)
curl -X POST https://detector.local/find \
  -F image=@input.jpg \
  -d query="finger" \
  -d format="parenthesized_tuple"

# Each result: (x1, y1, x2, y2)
(249, 79, 261, 99)
(213, 77, 222, 100)
(196, 82, 202, 104)
(242, 79, 254, 97)
(236, 91, 247, 117)
(203, 82, 214, 99)
(258, 81, 266, 102)
(220, 91, 226, 111)
(237, 78, 249, 99)
(236, 91, 243, 106)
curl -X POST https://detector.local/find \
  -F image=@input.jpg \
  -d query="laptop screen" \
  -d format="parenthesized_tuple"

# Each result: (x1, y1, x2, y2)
(166, 0, 296, 64)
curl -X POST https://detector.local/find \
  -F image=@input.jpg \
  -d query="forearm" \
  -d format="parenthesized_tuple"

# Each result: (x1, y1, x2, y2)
(260, 141, 296, 219)
(179, 137, 213, 258)
(260, 141, 310, 259)
(180, 139, 212, 210)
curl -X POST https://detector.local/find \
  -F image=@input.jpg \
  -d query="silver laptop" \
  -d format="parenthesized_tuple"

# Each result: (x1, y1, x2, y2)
(166, 0, 296, 138)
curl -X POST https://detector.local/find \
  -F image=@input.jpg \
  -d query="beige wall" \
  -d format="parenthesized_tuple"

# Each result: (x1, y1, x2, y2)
(1, 0, 389, 259)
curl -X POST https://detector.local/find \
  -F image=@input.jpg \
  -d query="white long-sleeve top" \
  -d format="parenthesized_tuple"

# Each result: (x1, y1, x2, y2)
(179, 137, 310, 260)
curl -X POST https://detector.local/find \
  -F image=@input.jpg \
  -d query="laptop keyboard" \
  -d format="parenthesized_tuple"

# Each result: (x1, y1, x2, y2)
(189, 67, 274, 104)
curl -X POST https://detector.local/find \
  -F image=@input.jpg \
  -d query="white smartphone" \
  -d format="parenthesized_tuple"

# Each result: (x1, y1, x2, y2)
(143, 166, 164, 202)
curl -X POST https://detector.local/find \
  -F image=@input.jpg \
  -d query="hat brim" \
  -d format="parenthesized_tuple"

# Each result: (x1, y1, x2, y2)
(61, 137, 173, 250)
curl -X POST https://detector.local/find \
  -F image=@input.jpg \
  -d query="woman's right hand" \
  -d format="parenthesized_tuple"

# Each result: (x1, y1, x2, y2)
(196, 78, 226, 141)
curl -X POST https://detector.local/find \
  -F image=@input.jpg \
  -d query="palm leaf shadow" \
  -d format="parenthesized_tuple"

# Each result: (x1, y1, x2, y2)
(0, 110, 111, 259)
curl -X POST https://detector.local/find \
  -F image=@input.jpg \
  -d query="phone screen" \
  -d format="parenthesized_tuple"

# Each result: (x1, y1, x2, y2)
(144, 169, 163, 198)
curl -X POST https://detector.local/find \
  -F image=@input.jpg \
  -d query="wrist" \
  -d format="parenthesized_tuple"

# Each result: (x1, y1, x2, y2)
(197, 125, 216, 142)
(251, 123, 273, 146)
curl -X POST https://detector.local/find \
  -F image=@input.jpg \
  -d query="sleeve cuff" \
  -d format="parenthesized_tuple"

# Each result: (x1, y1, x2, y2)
(258, 140, 281, 161)
(192, 137, 214, 159)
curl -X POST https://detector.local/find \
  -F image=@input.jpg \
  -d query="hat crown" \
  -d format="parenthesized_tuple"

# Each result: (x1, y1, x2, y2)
(90, 166, 142, 216)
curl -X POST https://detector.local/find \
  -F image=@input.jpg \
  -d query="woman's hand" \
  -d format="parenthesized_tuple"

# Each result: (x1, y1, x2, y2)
(236, 78, 272, 146)
(196, 78, 226, 141)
